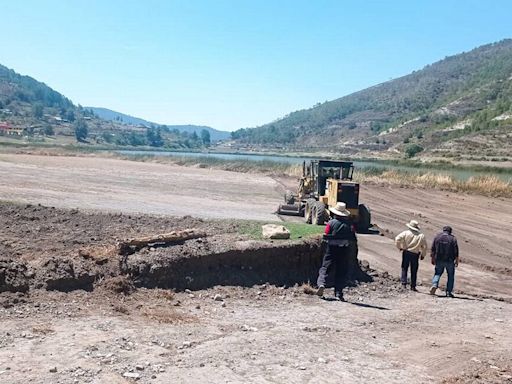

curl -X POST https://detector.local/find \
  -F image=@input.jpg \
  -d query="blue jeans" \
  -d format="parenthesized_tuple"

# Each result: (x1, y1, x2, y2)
(432, 261, 455, 293)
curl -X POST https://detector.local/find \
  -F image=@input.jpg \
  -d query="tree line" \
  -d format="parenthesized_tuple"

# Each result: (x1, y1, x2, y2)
(75, 120, 212, 148)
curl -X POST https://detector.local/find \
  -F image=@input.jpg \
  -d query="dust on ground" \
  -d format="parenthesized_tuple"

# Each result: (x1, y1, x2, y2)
(1, 154, 512, 383)
(0, 153, 279, 221)
(1, 280, 511, 384)
(277, 175, 512, 301)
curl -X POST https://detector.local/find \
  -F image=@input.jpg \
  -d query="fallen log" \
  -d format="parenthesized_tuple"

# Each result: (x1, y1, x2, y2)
(118, 229, 206, 255)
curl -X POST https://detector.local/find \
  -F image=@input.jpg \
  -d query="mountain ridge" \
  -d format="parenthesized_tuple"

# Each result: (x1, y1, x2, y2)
(86, 107, 230, 141)
(232, 39, 512, 161)
(0, 63, 227, 148)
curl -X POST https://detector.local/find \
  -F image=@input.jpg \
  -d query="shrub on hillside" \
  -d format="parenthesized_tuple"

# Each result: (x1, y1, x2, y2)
(404, 143, 424, 158)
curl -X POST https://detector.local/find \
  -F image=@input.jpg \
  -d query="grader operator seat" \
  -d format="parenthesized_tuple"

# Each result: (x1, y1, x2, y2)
(316, 160, 354, 197)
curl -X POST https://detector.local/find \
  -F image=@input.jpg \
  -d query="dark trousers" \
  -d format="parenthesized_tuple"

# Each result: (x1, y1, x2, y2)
(401, 250, 420, 287)
(317, 244, 350, 293)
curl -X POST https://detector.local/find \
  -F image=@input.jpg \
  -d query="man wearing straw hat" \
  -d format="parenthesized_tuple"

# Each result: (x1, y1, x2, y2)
(316, 202, 357, 301)
(394, 220, 428, 291)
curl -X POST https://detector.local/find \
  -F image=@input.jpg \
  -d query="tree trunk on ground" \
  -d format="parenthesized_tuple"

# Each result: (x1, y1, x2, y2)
(117, 229, 206, 255)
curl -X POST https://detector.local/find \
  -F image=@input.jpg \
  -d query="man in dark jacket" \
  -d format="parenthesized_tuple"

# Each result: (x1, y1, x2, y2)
(430, 226, 459, 297)
(317, 202, 357, 301)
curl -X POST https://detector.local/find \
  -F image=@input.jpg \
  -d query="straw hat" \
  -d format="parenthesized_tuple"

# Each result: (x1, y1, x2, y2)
(329, 202, 350, 217)
(406, 220, 420, 231)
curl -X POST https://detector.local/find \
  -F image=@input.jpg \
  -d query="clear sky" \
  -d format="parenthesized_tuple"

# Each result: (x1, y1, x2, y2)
(1, 1, 511, 131)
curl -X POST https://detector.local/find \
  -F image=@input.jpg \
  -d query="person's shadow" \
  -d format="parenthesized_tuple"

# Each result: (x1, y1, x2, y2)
(435, 295, 480, 301)
(348, 301, 390, 310)
(321, 297, 390, 310)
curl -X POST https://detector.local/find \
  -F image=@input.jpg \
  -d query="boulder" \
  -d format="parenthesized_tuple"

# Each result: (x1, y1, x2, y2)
(261, 224, 290, 240)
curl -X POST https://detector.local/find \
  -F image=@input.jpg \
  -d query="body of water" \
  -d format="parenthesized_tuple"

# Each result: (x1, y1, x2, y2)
(117, 150, 511, 182)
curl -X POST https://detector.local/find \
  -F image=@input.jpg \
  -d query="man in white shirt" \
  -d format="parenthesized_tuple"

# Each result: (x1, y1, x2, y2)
(394, 220, 428, 291)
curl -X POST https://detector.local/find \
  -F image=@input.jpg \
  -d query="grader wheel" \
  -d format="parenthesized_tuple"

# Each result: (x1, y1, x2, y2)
(311, 201, 326, 225)
(304, 198, 316, 224)
(357, 204, 371, 232)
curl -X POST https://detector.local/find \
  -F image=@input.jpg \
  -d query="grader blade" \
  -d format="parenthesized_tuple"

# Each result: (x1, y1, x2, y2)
(277, 203, 302, 216)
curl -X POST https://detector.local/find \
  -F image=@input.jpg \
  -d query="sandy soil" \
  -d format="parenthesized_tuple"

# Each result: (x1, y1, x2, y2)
(1, 285, 511, 384)
(1, 153, 511, 298)
(0, 154, 279, 221)
(277, 176, 512, 301)
(1, 153, 512, 383)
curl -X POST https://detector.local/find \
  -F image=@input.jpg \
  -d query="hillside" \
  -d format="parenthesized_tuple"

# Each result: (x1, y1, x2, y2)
(0, 64, 76, 128)
(0, 65, 217, 149)
(232, 39, 512, 162)
(87, 107, 230, 141)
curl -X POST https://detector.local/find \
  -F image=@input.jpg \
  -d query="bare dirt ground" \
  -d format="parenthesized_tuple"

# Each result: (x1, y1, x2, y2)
(1, 285, 511, 384)
(1, 153, 512, 383)
(0, 154, 279, 221)
(277, 176, 512, 301)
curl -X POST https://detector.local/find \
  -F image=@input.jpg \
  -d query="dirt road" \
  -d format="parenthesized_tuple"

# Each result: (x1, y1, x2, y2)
(278, 176, 512, 301)
(1, 285, 511, 384)
(1, 154, 511, 299)
(0, 154, 279, 221)
(1, 153, 512, 383)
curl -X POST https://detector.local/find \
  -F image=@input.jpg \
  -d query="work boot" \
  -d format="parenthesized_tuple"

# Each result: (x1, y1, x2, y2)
(411, 286, 418, 292)
(429, 286, 437, 295)
(401, 283, 407, 290)
(446, 292, 455, 298)
(316, 286, 325, 297)
(334, 291, 345, 302)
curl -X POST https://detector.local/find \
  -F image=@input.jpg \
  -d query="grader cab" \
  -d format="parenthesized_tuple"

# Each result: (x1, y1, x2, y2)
(278, 160, 371, 232)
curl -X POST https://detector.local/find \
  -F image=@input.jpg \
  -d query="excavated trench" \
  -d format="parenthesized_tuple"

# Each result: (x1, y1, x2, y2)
(0, 204, 372, 295)
(0, 239, 326, 293)
(1, 236, 373, 294)
(122, 240, 325, 291)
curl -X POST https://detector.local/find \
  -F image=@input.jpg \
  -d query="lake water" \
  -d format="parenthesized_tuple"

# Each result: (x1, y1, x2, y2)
(117, 150, 511, 182)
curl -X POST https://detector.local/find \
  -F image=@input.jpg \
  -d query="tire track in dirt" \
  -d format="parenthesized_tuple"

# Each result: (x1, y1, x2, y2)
(1, 154, 511, 299)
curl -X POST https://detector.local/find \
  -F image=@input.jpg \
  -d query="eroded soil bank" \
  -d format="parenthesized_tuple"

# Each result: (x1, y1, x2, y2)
(1, 203, 332, 294)
(1, 153, 512, 383)
(1, 203, 511, 384)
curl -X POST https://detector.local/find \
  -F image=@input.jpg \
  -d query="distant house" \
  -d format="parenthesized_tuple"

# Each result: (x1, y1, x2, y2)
(0, 122, 24, 136)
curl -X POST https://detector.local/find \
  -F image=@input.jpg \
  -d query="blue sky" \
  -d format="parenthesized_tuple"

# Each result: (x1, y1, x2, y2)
(1, 1, 511, 131)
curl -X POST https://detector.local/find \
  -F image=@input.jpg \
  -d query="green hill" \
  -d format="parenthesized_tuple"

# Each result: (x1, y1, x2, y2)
(232, 39, 512, 161)
(0, 65, 217, 149)
(0, 64, 76, 123)
(87, 107, 230, 141)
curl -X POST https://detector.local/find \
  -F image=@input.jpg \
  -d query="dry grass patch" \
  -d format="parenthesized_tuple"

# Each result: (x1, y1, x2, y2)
(359, 170, 512, 198)
(141, 306, 194, 324)
(464, 175, 512, 196)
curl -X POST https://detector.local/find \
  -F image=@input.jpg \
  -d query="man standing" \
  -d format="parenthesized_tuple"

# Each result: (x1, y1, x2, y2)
(317, 202, 357, 302)
(430, 226, 459, 297)
(394, 220, 427, 291)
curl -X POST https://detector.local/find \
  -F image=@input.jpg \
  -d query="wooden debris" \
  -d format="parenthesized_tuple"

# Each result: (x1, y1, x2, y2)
(117, 229, 206, 255)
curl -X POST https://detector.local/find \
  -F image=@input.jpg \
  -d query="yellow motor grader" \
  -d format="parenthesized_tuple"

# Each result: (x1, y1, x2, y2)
(277, 160, 371, 231)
